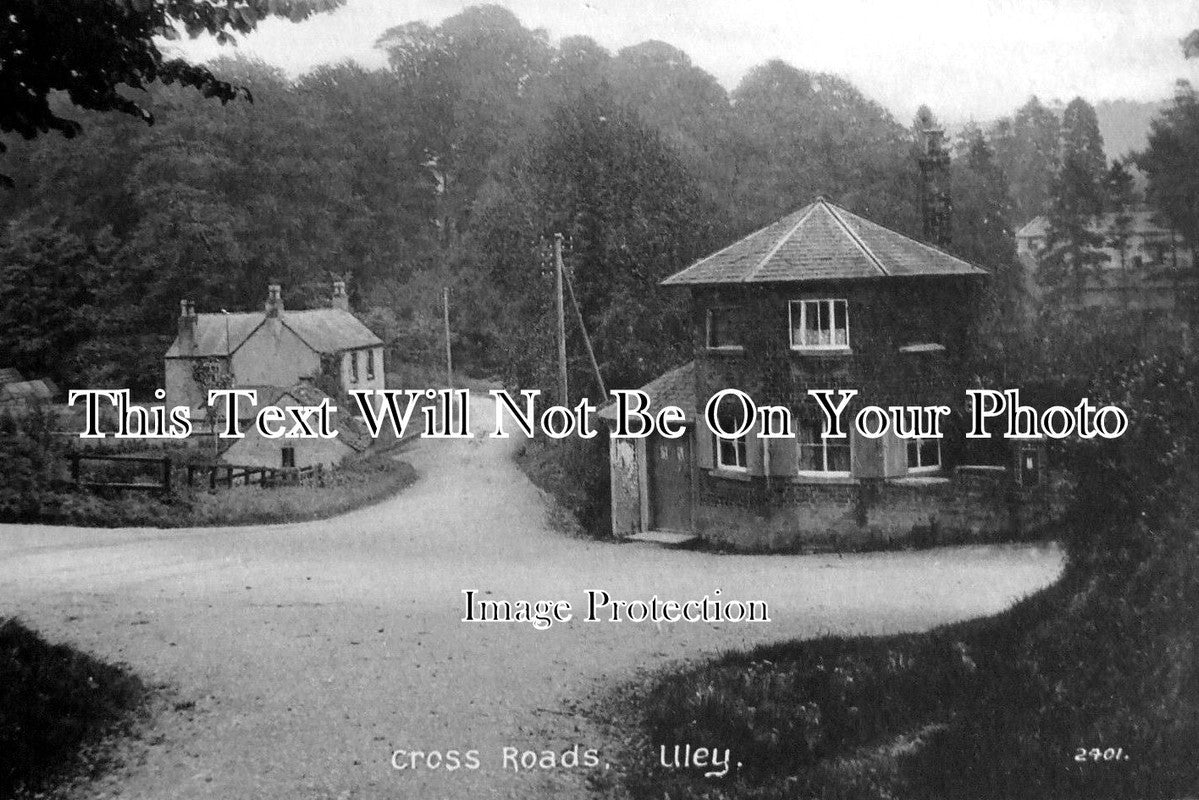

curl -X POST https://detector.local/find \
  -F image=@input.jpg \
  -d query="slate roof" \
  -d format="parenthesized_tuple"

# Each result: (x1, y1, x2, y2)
(598, 361, 696, 422)
(166, 308, 381, 358)
(662, 197, 987, 286)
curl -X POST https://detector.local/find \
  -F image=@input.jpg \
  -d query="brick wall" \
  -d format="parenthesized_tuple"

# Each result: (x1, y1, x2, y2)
(695, 470, 1064, 552)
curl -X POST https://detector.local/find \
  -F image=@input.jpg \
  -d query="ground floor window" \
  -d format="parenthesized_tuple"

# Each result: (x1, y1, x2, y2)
(796, 417, 851, 475)
(907, 436, 941, 472)
(713, 402, 748, 472)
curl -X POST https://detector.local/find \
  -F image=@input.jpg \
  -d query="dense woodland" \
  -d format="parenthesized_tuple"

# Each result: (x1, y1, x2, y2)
(0, 4, 1195, 403)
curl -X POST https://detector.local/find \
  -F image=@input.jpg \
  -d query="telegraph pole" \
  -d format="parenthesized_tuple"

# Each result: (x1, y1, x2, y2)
(554, 234, 568, 405)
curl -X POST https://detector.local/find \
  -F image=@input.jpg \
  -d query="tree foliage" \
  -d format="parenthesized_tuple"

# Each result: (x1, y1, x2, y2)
(1, 0, 343, 178)
(0, 4, 1070, 401)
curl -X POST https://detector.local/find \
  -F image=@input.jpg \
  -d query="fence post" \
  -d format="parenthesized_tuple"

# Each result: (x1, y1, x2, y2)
(226, 465, 234, 489)
(70, 453, 80, 485)
(209, 466, 216, 491)
(161, 457, 171, 492)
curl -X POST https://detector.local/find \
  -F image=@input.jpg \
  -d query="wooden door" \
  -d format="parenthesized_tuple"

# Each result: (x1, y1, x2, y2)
(649, 432, 693, 531)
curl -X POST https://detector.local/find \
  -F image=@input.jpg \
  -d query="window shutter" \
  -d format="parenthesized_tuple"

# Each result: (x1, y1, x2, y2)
(747, 416, 765, 475)
(695, 422, 714, 469)
(851, 426, 885, 478)
(885, 431, 908, 477)
(769, 431, 798, 477)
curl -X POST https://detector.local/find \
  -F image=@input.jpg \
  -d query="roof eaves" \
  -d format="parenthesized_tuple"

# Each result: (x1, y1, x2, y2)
(742, 201, 820, 283)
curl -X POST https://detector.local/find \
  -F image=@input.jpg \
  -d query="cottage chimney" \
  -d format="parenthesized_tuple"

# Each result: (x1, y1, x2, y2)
(331, 279, 349, 312)
(178, 299, 196, 345)
(265, 283, 284, 318)
(917, 127, 952, 248)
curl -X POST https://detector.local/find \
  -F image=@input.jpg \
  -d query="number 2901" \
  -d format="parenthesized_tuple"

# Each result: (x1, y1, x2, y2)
(1074, 747, 1127, 762)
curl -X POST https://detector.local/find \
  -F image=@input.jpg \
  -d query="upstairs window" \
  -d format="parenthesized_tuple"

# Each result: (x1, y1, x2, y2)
(790, 299, 849, 350)
(907, 436, 941, 472)
(796, 417, 851, 475)
(367, 349, 376, 380)
(350, 351, 359, 383)
(706, 307, 739, 350)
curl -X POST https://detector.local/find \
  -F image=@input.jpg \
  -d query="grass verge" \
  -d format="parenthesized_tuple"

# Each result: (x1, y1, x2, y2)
(608, 510, 1198, 800)
(0, 451, 417, 528)
(0, 619, 146, 798)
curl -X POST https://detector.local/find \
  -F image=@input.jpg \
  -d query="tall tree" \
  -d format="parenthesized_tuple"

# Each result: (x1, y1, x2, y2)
(1139, 81, 1199, 249)
(466, 87, 710, 393)
(950, 126, 1028, 376)
(992, 96, 1061, 223)
(1039, 98, 1109, 307)
(375, 5, 552, 247)
(727, 60, 919, 235)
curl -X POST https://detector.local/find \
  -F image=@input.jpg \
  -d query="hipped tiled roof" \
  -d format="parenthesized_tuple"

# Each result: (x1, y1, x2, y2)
(662, 197, 987, 286)
(166, 308, 381, 358)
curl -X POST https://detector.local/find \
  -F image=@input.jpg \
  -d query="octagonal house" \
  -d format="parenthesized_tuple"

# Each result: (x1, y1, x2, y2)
(598, 196, 1035, 551)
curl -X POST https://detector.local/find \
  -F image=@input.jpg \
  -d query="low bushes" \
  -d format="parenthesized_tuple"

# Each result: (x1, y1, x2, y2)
(515, 433, 611, 537)
(0, 619, 145, 797)
(0, 429, 417, 528)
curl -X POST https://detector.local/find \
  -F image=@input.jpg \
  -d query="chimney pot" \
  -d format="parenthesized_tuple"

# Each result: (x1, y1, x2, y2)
(265, 283, 284, 318)
(331, 279, 349, 312)
(178, 299, 197, 344)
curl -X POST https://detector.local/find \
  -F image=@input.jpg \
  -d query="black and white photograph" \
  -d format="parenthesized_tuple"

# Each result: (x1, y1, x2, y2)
(1, 2, 1197, 798)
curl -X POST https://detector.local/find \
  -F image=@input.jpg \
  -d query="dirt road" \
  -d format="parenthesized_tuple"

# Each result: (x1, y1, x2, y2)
(0, 396, 1063, 799)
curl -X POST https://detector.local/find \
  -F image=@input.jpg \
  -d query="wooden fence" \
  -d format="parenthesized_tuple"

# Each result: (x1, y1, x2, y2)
(68, 454, 324, 494)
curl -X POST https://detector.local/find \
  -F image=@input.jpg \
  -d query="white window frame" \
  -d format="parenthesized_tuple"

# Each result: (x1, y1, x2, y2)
(796, 417, 852, 477)
(789, 299, 850, 351)
(907, 436, 942, 473)
(705, 307, 741, 351)
(715, 433, 748, 472)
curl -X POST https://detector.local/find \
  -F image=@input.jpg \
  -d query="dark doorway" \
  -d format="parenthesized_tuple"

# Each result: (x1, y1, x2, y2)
(648, 432, 693, 531)
(281, 446, 296, 468)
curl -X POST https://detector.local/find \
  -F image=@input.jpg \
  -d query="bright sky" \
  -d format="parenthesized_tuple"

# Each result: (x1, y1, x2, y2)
(171, 0, 1199, 124)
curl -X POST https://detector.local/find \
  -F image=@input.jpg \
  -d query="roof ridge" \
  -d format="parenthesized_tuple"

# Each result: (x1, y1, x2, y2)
(743, 201, 820, 283)
(664, 214, 801, 284)
(824, 201, 890, 277)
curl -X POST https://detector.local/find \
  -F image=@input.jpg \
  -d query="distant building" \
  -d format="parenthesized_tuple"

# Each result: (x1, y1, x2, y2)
(1015, 210, 1196, 313)
(164, 281, 385, 467)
